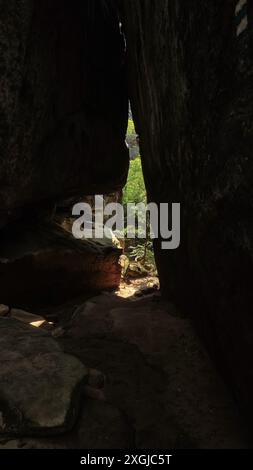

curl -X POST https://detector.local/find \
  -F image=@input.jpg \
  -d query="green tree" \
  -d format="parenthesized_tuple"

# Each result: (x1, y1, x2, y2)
(123, 157, 146, 206)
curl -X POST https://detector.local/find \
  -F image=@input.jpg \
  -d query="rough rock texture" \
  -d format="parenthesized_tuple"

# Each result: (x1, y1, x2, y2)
(0, 0, 128, 227)
(39, 294, 251, 448)
(65, 294, 250, 449)
(0, 222, 122, 308)
(0, 399, 134, 449)
(0, 293, 249, 449)
(0, 317, 88, 435)
(122, 1, 253, 419)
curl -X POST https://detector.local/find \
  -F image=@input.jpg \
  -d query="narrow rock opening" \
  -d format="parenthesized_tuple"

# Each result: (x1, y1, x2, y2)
(117, 111, 159, 299)
(0, 0, 252, 450)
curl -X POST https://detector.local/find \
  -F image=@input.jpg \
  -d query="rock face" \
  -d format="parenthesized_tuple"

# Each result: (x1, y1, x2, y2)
(60, 294, 248, 449)
(0, 317, 88, 435)
(0, 222, 122, 307)
(122, 1, 253, 419)
(0, 0, 128, 227)
(0, 399, 134, 449)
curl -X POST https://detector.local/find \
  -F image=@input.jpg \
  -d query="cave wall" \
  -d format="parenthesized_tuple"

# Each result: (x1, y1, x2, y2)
(122, 0, 253, 417)
(0, 0, 129, 227)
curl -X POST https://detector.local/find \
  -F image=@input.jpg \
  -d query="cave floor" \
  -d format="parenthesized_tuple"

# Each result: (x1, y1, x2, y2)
(0, 287, 250, 449)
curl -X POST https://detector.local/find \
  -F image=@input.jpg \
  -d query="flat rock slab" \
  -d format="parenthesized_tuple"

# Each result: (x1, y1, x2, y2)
(0, 318, 88, 436)
(0, 399, 134, 449)
(9, 308, 49, 329)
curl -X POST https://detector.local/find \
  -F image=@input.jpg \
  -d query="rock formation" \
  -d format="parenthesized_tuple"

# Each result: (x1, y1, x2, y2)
(0, 294, 249, 448)
(121, 0, 253, 419)
(0, 221, 122, 307)
(0, 0, 129, 228)
(0, 0, 253, 446)
(0, 317, 87, 435)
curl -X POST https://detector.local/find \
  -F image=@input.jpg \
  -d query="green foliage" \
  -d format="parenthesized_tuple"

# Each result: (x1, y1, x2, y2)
(127, 119, 135, 137)
(122, 156, 156, 275)
(129, 242, 155, 265)
(123, 157, 146, 206)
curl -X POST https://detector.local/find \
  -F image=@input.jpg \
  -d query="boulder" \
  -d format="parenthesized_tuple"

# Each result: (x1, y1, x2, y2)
(122, 0, 253, 420)
(0, 222, 122, 307)
(0, 399, 134, 449)
(0, 0, 128, 228)
(0, 317, 88, 436)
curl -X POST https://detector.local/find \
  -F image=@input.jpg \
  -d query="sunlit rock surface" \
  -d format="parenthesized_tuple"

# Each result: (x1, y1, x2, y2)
(0, 222, 122, 307)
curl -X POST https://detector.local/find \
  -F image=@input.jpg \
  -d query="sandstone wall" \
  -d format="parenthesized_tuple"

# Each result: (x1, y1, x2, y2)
(0, 0, 129, 227)
(122, 0, 253, 418)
